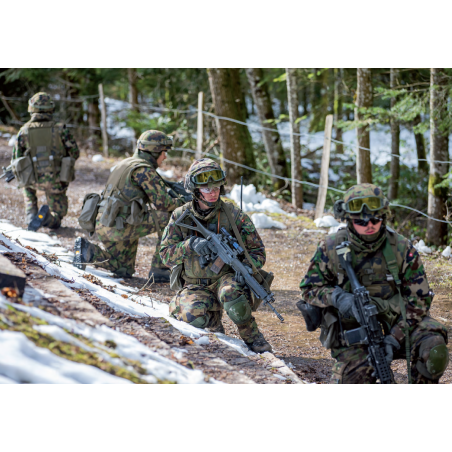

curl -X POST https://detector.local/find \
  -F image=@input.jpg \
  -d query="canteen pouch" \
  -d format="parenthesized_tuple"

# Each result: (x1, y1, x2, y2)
(59, 156, 76, 183)
(126, 199, 145, 226)
(78, 193, 101, 233)
(251, 269, 275, 312)
(170, 264, 184, 291)
(99, 195, 124, 228)
(11, 155, 36, 188)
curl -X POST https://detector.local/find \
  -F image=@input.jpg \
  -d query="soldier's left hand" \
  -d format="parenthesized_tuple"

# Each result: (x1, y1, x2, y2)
(383, 335, 400, 364)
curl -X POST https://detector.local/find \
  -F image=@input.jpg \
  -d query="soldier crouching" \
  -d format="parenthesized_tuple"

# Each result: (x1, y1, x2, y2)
(299, 183, 449, 384)
(159, 158, 273, 353)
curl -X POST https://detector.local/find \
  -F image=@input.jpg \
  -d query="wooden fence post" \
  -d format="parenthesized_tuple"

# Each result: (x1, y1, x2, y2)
(315, 114, 334, 220)
(98, 84, 109, 158)
(196, 91, 204, 159)
(0, 92, 20, 123)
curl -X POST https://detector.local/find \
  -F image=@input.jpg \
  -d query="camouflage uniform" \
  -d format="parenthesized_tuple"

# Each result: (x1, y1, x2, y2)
(160, 199, 265, 344)
(300, 184, 449, 384)
(160, 158, 270, 347)
(12, 93, 79, 228)
(86, 131, 184, 278)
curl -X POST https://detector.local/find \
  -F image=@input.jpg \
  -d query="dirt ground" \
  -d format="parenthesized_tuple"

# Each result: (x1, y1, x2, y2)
(1, 135, 451, 384)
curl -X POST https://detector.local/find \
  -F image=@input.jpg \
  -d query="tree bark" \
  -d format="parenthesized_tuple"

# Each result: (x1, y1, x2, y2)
(355, 68, 373, 183)
(413, 114, 428, 174)
(207, 68, 255, 184)
(128, 68, 139, 112)
(246, 68, 288, 189)
(286, 68, 303, 208)
(388, 68, 400, 200)
(88, 101, 100, 152)
(426, 68, 449, 245)
(334, 68, 343, 153)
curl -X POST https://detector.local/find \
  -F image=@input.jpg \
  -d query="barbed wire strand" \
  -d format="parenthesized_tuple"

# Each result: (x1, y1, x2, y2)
(173, 147, 451, 224)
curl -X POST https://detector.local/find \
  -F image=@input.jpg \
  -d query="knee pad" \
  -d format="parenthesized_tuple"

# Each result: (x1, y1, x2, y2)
(189, 315, 210, 329)
(224, 295, 252, 325)
(416, 336, 449, 380)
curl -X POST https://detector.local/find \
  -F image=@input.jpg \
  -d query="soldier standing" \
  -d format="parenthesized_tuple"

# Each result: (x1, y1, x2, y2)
(73, 130, 187, 281)
(299, 183, 449, 383)
(11, 92, 80, 230)
(159, 158, 273, 353)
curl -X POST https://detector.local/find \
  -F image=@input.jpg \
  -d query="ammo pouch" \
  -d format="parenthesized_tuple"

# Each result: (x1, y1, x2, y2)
(99, 195, 124, 228)
(319, 308, 341, 349)
(170, 264, 184, 291)
(59, 156, 76, 183)
(78, 193, 101, 233)
(11, 155, 36, 188)
(296, 300, 323, 332)
(250, 269, 275, 312)
(126, 199, 146, 226)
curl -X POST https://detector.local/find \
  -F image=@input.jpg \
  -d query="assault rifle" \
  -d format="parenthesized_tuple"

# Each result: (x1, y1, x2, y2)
(162, 179, 192, 202)
(0, 165, 14, 183)
(175, 208, 284, 322)
(336, 241, 394, 384)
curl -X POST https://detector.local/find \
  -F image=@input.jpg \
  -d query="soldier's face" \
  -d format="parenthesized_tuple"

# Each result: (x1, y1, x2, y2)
(353, 218, 382, 235)
(156, 151, 167, 167)
(199, 187, 220, 203)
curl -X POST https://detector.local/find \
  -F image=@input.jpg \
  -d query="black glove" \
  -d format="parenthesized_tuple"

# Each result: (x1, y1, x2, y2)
(383, 335, 400, 364)
(235, 265, 253, 285)
(330, 287, 361, 322)
(189, 237, 213, 256)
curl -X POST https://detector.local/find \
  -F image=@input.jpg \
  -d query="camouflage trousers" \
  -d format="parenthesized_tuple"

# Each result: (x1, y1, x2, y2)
(24, 181, 69, 228)
(92, 210, 171, 277)
(330, 316, 449, 384)
(169, 272, 259, 343)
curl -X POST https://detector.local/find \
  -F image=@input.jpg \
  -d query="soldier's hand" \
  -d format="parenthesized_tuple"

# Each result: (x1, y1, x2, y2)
(183, 194, 193, 203)
(189, 237, 213, 256)
(235, 265, 252, 285)
(383, 335, 400, 364)
(331, 287, 361, 322)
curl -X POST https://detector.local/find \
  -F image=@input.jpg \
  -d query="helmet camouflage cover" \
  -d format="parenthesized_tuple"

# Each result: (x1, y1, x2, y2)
(334, 183, 391, 220)
(184, 158, 226, 193)
(137, 130, 173, 155)
(28, 92, 55, 113)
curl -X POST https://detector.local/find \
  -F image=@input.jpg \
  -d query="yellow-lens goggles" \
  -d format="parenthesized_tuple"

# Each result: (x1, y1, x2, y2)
(192, 169, 225, 184)
(344, 196, 383, 213)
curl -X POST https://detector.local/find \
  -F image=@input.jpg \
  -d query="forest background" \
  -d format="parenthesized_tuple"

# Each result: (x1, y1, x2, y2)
(1, 68, 451, 246)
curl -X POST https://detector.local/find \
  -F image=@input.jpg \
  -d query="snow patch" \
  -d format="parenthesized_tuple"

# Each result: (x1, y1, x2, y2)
(314, 216, 340, 228)
(227, 184, 287, 215)
(414, 240, 432, 255)
(442, 246, 452, 258)
(195, 336, 210, 346)
(92, 154, 104, 162)
(251, 213, 287, 230)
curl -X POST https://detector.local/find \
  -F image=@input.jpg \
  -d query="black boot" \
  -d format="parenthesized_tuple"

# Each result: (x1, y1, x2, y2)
(73, 237, 96, 270)
(246, 332, 273, 353)
(28, 205, 51, 232)
(148, 267, 170, 283)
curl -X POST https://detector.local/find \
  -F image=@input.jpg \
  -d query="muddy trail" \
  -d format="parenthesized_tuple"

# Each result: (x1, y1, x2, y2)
(1, 136, 451, 384)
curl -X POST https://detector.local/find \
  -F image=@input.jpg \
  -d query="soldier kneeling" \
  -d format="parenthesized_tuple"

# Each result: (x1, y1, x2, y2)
(160, 159, 273, 353)
(299, 183, 449, 383)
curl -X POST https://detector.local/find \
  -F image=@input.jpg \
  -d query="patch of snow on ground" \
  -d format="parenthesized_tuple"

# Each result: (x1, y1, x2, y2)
(92, 154, 104, 162)
(414, 240, 432, 255)
(442, 246, 451, 258)
(251, 213, 287, 230)
(227, 184, 287, 215)
(314, 216, 340, 228)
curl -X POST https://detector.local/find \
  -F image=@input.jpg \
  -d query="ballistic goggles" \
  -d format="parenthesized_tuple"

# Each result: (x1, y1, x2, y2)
(199, 186, 221, 193)
(344, 196, 384, 213)
(192, 169, 225, 185)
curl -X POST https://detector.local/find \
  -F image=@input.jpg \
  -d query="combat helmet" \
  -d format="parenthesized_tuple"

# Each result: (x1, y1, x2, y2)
(28, 92, 55, 114)
(333, 183, 391, 221)
(137, 130, 173, 157)
(184, 158, 227, 207)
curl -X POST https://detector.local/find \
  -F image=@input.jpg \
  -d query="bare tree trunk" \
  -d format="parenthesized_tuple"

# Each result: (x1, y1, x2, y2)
(207, 68, 255, 184)
(246, 68, 288, 189)
(334, 68, 343, 153)
(88, 101, 100, 152)
(128, 68, 139, 112)
(413, 114, 428, 174)
(388, 68, 400, 200)
(355, 68, 373, 183)
(286, 68, 303, 208)
(427, 68, 449, 245)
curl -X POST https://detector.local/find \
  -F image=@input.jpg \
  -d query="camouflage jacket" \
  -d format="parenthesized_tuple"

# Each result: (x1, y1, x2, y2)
(160, 200, 266, 278)
(128, 152, 184, 212)
(12, 114, 80, 161)
(300, 226, 432, 336)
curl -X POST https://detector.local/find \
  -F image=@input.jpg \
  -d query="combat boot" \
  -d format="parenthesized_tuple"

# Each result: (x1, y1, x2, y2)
(28, 205, 51, 232)
(246, 332, 273, 353)
(149, 267, 170, 283)
(73, 237, 96, 270)
(26, 207, 38, 225)
(206, 323, 225, 334)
